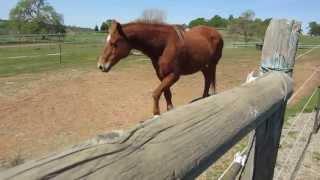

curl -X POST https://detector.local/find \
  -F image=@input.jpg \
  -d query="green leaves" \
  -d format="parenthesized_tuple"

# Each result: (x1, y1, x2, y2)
(100, 20, 112, 32)
(188, 18, 208, 27)
(188, 16, 228, 28)
(308, 21, 320, 36)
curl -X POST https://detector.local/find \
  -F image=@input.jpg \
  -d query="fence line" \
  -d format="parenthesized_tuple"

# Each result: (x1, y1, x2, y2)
(288, 69, 318, 104)
(280, 88, 317, 145)
(296, 45, 320, 60)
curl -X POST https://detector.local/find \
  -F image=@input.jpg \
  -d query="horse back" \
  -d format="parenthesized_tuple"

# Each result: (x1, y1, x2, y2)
(182, 26, 223, 61)
(186, 26, 223, 50)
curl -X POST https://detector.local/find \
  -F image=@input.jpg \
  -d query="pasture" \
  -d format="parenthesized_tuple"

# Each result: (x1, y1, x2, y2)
(0, 32, 319, 178)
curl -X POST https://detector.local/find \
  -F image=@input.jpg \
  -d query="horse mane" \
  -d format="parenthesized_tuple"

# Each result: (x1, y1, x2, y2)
(123, 21, 170, 29)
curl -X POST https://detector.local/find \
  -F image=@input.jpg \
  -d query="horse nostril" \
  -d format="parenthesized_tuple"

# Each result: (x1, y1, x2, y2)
(98, 65, 103, 70)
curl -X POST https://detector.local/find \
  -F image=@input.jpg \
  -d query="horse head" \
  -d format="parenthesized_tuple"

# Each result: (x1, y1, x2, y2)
(97, 20, 131, 72)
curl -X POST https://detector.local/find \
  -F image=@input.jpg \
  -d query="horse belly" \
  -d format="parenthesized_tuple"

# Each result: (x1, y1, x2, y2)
(178, 45, 212, 75)
(178, 57, 208, 75)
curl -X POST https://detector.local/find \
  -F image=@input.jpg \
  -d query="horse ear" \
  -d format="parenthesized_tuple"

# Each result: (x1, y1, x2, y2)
(115, 21, 128, 40)
(109, 20, 127, 39)
(109, 20, 119, 34)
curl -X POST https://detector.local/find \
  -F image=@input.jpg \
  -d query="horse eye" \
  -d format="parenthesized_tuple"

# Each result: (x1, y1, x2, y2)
(110, 42, 117, 48)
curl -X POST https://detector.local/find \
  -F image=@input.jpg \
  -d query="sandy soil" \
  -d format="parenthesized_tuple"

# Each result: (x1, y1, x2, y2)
(0, 52, 319, 167)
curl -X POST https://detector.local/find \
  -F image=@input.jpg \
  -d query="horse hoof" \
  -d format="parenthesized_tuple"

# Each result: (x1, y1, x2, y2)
(167, 105, 174, 111)
(153, 115, 160, 119)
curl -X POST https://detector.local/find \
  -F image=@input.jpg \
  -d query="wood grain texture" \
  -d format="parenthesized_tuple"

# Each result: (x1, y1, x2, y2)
(313, 86, 320, 134)
(0, 72, 292, 180)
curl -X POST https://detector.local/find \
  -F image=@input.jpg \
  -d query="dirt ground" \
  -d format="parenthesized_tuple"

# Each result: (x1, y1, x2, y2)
(295, 124, 320, 180)
(0, 51, 319, 168)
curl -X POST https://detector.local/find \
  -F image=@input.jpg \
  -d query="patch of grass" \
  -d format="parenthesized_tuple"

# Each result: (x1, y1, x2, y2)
(64, 32, 106, 43)
(300, 35, 320, 45)
(287, 131, 298, 139)
(4, 152, 25, 168)
(0, 32, 106, 44)
(0, 45, 260, 78)
(313, 152, 320, 161)
(0, 42, 151, 77)
(285, 89, 319, 121)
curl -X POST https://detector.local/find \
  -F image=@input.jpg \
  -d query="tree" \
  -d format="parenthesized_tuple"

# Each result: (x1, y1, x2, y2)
(228, 10, 256, 42)
(9, 0, 65, 34)
(100, 22, 107, 32)
(208, 15, 228, 28)
(138, 9, 167, 23)
(241, 10, 255, 21)
(189, 18, 208, 27)
(250, 18, 269, 41)
(94, 25, 99, 32)
(309, 21, 320, 36)
(228, 15, 234, 21)
(100, 19, 112, 32)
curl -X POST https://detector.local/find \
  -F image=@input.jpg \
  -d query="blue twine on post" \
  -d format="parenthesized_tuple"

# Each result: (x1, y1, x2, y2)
(260, 53, 293, 74)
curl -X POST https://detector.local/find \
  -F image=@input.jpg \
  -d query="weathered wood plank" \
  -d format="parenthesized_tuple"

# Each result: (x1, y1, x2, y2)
(260, 19, 301, 76)
(313, 86, 320, 134)
(0, 72, 292, 180)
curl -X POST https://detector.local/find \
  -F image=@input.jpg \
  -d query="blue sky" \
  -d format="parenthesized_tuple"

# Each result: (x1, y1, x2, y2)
(1, 0, 319, 31)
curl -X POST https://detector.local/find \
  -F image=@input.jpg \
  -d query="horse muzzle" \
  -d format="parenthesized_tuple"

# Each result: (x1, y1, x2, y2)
(98, 62, 112, 72)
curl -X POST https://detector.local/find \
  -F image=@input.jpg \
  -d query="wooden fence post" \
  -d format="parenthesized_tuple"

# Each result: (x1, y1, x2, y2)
(58, 33, 62, 64)
(240, 19, 301, 180)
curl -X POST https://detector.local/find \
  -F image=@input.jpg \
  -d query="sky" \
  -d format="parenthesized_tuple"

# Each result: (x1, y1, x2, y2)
(0, 0, 319, 31)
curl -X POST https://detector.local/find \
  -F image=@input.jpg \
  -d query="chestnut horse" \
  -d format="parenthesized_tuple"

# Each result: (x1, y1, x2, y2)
(97, 20, 223, 116)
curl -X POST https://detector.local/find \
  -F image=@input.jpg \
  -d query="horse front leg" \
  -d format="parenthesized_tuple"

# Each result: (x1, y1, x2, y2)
(152, 73, 179, 116)
(151, 59, 174, 112)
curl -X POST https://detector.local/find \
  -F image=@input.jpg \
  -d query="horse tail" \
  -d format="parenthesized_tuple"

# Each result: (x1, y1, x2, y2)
(212, 36, 224, 64)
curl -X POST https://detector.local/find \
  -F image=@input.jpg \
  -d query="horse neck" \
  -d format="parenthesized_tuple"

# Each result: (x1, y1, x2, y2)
(123, 23, 171, 58)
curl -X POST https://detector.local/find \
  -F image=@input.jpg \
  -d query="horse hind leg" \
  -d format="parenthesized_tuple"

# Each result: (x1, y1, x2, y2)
(210, 39, 223, 95)
(201, 67, 212, 98)
(164, 88, 174, 111)
(210, 64, 217, 95)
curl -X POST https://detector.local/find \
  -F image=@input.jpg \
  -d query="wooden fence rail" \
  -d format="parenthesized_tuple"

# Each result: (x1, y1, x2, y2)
(0, 19, 300, 180)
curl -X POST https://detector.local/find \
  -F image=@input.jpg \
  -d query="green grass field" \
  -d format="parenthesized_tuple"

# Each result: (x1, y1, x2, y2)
(0, 42, 157, 77)
(0, 43, 102, 77)
(0, 32, 106, 44)
(0, 39, 316, 78)
(300, 35, 320, 44)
